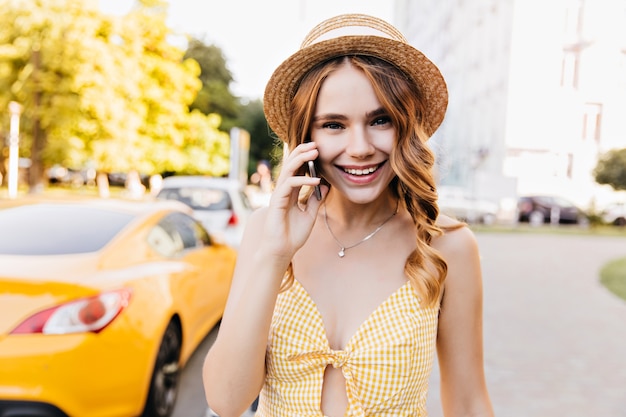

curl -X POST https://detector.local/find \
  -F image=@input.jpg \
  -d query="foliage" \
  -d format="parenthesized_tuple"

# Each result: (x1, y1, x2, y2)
(184, 38, 240, 132)
(236, 99, 282, 176)
(182, 38, 280, 177)
(0, 0, 231, 190)
(599, 256, 626, 301)
(594, 148, 626, 191)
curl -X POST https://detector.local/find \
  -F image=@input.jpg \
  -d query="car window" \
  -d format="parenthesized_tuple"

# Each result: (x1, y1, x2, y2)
(533, 196, 553, 205)
(148, 212, 211, 257)
(157, 187, 232, 211)
(0, 204, 135, 255)
(552, 196, 575, 207)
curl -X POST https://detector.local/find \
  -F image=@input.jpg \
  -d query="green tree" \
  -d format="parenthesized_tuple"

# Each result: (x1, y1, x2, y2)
(184, 39, 240, 132)
(183, 39, 283, 178)
(594, 148, 626, 191)
(0, 0, 111, 189)
(0, 0, 230, 191)
(236, 99, 282, 175)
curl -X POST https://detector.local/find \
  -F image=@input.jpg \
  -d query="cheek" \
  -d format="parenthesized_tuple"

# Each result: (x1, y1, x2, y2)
(376, 129, 397, 153)
(313, 139, 340, 162)
(314, 145, 341, 177)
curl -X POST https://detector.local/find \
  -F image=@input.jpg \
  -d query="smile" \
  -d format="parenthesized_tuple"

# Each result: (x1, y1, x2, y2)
(342, 164, 381, 176)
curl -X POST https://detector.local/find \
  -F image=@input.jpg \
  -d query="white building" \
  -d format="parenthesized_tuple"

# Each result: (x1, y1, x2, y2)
(394, 0, 626, 212)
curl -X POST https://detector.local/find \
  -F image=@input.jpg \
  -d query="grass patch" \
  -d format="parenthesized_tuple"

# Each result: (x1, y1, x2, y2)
(470, 223, 626, 237)
(600, 257, 626, 301)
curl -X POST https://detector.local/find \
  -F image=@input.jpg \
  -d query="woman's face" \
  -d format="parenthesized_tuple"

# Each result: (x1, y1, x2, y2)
(310, 61, 397, 204)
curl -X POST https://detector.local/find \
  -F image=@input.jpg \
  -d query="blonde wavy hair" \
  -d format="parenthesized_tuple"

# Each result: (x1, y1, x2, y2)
(282, 55, 450, 306)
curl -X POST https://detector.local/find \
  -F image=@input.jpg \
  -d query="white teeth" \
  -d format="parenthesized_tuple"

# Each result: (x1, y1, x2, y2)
(344, 166, 378, 175)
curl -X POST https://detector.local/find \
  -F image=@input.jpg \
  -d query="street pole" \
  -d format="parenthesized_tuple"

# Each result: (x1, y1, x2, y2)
(229, 127, 250, 187)
(8, 101, 22, 199)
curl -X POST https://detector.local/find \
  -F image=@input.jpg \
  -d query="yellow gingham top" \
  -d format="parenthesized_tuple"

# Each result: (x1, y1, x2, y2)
(255, 279, 440, 417)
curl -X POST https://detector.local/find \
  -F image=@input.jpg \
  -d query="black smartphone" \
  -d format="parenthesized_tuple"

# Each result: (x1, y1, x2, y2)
(307, 160, 322, 201)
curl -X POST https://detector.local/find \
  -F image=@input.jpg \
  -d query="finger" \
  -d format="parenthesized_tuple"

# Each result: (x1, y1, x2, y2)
(279, 143, 319, 179)
(301, 182, 328, 215)
(270, 176, 317, 209)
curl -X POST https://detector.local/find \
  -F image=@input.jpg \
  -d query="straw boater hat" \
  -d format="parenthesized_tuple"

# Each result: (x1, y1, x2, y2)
(263, 13, 448, 142)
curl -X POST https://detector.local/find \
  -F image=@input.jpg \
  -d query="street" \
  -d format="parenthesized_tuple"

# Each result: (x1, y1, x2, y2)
(173, 231, 626, 417)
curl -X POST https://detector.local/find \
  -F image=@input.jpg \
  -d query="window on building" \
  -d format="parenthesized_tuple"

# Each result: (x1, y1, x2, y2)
(563, 0, 584, 41)
(561, 50, 579, 88)
(561, 0, 585, 88)
(582, 102, 602, 143)
(561, 0, 584, 88)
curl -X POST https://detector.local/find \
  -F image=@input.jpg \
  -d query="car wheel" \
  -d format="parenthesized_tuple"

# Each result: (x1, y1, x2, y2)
(615, 217, 626, 227)
(142, 321, 182, 417)
(529, 210, 544, 227)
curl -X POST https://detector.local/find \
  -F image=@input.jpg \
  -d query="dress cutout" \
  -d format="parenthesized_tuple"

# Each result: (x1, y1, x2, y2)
(256, 279, 440, 417)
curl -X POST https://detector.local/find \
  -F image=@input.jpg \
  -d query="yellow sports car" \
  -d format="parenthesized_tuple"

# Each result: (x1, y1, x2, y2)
(0, 196, 237, 417)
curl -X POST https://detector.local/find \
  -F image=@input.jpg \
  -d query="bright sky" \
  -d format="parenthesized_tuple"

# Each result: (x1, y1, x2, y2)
(100, 0, 394, 100)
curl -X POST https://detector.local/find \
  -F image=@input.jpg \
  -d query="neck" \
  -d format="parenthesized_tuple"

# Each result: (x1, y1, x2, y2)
(322, 193, 398, 228)
(322, 197, 399, 258)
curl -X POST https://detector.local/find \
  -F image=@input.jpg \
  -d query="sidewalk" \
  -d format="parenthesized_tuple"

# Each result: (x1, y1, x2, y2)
(427, 232, 626, 417)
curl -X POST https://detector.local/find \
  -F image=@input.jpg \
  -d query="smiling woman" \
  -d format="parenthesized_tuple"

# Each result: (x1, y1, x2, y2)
(202, 13, 494, 417)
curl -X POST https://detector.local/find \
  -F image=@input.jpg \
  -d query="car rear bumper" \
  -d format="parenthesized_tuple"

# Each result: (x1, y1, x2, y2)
(0, 330, 155, 417)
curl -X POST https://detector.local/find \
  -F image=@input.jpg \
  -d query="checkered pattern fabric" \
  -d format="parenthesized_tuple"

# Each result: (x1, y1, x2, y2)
(255, 280, 440, 416)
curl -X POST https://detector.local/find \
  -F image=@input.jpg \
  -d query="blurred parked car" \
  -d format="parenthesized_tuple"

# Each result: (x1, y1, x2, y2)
(46, 164, 96, 187)
(155, 176, 253, 248)
(107, 171, 151, 188)
(600, 202, 626, 226)
(0, 196, 237, 417)
(437, 186, 499, 225)
(518, 195, 588, 226)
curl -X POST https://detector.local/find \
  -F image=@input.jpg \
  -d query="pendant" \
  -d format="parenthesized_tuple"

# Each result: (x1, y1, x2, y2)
(338, 248, 345, 258)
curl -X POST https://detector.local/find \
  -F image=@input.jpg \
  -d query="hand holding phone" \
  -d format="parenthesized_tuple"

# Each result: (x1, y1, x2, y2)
(307, 160, 322, 201)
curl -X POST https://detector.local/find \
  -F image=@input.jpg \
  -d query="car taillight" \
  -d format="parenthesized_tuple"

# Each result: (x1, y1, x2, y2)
(228, 210, 238, 226)
(10, 289, 132, 335)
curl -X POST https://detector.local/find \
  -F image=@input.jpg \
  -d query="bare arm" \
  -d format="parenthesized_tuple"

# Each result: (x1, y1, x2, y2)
(202, 142, 325, 417)
(435, 225, 494, 417)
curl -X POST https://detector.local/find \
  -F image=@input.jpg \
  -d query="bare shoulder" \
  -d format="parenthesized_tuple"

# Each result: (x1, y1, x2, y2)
(432, 214, 482, 303)
(433, 214, 479, 259)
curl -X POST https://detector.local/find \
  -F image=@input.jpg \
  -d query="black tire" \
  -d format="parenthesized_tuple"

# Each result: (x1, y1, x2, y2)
(142, 321, 182, 417)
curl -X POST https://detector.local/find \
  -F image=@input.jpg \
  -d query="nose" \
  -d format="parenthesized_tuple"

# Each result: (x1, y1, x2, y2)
(345, 126, 375, 158)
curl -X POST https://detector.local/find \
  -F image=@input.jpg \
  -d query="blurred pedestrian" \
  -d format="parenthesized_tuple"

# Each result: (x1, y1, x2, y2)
(249, 160, 274, 208)
(124, 170, 145, 199)
(203, 13, 493, 417)
(149, 174, 163, 197)
(250, 160, 273, 194)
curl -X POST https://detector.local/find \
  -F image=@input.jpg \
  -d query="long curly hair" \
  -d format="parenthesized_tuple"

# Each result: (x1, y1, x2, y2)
(282, 55, 448, 306)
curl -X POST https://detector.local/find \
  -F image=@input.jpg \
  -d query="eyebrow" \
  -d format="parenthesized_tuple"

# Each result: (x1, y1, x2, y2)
(313, 107, 387, 122)
(313, 113, 347, 122)
(366, 108, 387, 118)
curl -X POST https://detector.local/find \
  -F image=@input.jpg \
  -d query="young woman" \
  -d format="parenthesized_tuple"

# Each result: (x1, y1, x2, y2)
(203, 14, 494, 417)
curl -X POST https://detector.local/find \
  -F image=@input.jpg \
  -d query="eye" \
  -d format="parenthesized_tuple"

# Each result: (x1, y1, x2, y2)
(371, 116, 391, 126)
(322, 122, 344, 130)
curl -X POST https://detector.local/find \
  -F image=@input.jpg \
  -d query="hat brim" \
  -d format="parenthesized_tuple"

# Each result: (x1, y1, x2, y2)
(263, 35, 448, 141)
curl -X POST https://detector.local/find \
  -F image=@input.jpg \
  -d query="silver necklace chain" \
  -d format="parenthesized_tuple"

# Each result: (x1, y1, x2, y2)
(323, 201, 399, 258)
